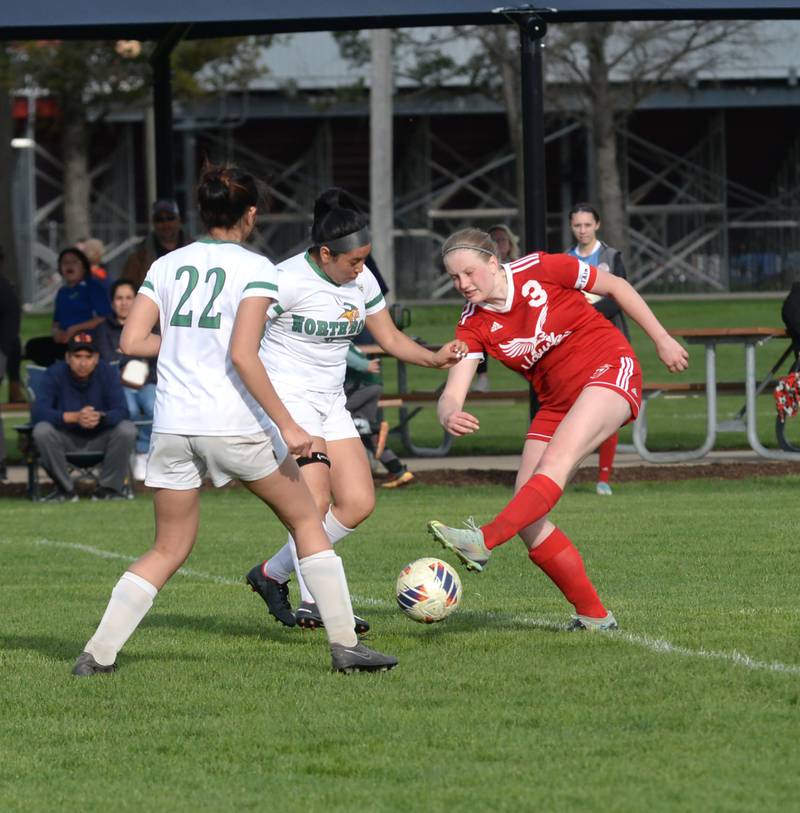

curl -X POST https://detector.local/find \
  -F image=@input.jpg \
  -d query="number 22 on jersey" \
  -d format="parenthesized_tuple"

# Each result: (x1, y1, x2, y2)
(169, 265, 227, 329)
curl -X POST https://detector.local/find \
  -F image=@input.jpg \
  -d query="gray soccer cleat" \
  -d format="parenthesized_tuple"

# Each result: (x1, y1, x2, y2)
(295, 601, 370, 635)
(567, 611, 619, 631)
(71, 651, 117, 676)
(330, 642, 398, 674)
(427, 518, 491, 572)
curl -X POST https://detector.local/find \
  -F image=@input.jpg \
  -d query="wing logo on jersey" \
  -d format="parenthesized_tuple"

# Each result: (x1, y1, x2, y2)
(498, 304, 572, 370)
(337, 301, 361, 325)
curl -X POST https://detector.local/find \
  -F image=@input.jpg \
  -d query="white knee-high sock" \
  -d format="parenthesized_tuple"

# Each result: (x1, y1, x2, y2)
(292, 509, 354, 603)
(84, 572, 158, 666)
(265, 508, 354, 600)
(298, 550, 358, 647)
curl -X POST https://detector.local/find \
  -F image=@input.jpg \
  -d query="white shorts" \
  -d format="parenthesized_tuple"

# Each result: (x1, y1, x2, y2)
(279, 386, 358, 442)
(145, 430, 288, 490)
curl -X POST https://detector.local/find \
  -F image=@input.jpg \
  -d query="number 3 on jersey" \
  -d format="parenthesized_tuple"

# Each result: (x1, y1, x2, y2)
(170, 265, 227, 329)
(521, 279, 547, 308)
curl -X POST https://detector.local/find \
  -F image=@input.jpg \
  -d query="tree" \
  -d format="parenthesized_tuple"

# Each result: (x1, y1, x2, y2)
(544, 20, 753, 258)
(10, 37, 267, 244)
(335, 21, 755, 257)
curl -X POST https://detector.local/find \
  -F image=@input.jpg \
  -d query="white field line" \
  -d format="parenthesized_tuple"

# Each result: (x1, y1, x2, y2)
(25, 538, 800, 677)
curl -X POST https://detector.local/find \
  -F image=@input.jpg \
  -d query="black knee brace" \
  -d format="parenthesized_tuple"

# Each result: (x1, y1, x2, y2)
(296, 451, 331, 469)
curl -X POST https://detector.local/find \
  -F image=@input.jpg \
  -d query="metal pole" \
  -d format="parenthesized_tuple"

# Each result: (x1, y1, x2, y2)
(370, 29, 395, 301)
(517, 15, 548, 419)
(150, 25, 191, 203)
(152, 50, 174, 202)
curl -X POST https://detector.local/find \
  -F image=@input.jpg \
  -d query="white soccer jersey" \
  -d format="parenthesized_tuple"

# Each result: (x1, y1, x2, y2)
(139, 238, 282, 436)
(260, 251, 385, 392)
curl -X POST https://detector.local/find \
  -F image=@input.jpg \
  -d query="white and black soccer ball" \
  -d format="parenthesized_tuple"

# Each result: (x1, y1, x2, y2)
(396, 557, 462, 623)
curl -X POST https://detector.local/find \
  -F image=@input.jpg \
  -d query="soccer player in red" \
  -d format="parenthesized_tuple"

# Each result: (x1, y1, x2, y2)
(428, 227, 688, 630)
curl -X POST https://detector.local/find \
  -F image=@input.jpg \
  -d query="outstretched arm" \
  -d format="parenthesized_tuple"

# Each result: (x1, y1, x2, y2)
(588, 274, 688, 373)
(365, 309, 467, 368)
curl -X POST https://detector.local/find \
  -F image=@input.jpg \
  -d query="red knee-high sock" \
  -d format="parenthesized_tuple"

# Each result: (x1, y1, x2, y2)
(528, 527, 606, 617)
(598, 433, 618, 484)
(480, 473, 563, 549)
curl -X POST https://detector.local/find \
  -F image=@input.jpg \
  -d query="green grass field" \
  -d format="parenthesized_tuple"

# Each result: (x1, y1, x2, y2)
(2, 479, 799, 811)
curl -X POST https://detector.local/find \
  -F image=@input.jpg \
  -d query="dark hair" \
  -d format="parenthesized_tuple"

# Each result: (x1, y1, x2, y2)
(310, 187, 369, 252)
(58, 246, 91, 278)
(110, 279, 136, 299)
(197, 162, 260, 229)
(568, 202, 601, 222)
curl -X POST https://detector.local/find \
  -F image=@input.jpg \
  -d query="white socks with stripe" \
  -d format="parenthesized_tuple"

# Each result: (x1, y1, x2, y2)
(297, 550, 358, 647)
(265, 508, 353, 603)
(84, 571, 158, 667)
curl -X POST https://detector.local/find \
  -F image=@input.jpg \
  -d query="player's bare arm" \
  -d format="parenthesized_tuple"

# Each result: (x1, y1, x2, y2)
(589, 273, 689, 373)
(120, 295, 162, 357)
(437, 357, 481, 436)
(230, 297, 313, 457)
(365, 309, 468, 368)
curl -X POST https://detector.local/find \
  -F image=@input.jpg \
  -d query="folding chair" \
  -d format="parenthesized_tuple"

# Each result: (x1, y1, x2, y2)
(15, 364, 135, 500)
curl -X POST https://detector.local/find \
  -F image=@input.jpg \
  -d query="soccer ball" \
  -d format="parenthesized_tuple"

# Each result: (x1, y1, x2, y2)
(395, 557, 462, 623)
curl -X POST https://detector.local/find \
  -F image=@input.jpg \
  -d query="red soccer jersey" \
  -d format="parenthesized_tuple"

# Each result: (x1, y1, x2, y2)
(455, 251, 635, 403)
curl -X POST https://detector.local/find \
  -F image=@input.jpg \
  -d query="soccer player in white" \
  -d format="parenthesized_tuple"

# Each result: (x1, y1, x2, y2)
(72, 166, 398, 676)
(246, 188, 467, 631)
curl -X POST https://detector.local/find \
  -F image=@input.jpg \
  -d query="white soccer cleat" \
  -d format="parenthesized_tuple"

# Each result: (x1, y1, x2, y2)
(567, 611, 618, 631)
(427, 518, 490, 572)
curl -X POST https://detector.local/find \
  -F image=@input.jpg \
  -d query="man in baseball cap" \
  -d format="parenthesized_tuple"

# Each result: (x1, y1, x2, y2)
(120, 198, 188, 289)
(31, 332, 136, 501)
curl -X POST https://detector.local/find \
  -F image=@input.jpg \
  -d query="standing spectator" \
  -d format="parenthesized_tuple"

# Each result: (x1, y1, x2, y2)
(0, 246, 25, 404)
(94, 279, 157, 480)
(25, 247, 111, 367)
(120, 199, 188, 289)
(566, 203, 630, 496)
(472, 224, 521, 393)
(31, 332, 136, 501)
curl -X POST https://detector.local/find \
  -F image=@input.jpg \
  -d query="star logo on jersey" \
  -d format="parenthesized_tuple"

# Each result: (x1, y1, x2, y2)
(337, 301, 360, 325)
(498, 304, 571, 371)
(490, 321, 503, 332)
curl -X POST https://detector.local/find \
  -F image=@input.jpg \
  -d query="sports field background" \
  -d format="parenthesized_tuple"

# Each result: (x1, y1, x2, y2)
(3, 298, 798, 461)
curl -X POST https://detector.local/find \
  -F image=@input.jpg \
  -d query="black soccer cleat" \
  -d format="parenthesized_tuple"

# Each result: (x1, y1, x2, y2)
(330, 642, 398, 674)
(295, 601, 370, 635)
(72, 651, 117, 677)
(246, 563, 296, 627)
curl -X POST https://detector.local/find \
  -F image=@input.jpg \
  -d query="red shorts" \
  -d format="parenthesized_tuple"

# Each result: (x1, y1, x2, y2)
(526, 353, 643, 442)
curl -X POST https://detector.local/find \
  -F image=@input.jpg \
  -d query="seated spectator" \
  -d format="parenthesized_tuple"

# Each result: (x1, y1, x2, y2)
(94, 279, 157, 481)
(31, 332, 136, 501)
(76, 237, 110, 291)
(25, 247, 112, 367)
(120, 199, 189, 289)
(345, 345, 414, 488)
